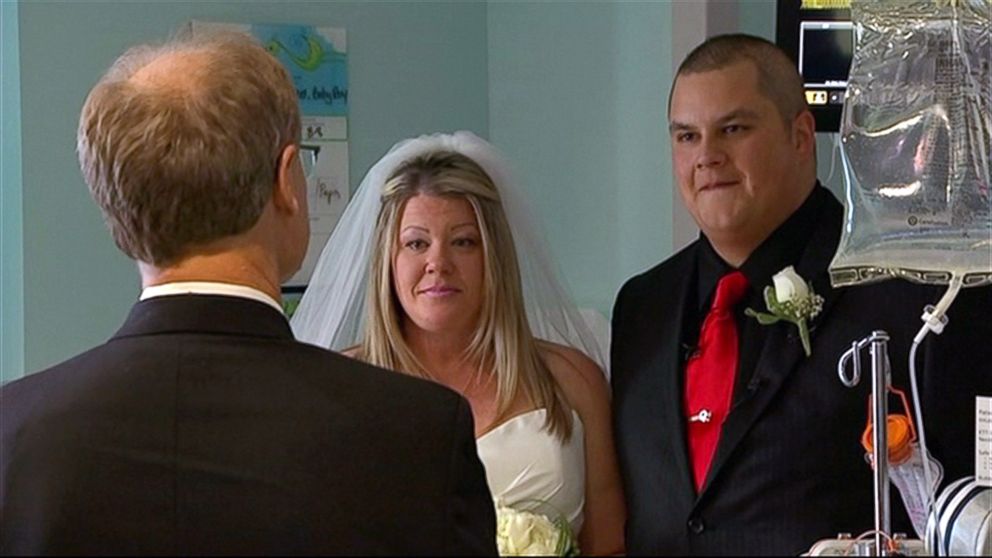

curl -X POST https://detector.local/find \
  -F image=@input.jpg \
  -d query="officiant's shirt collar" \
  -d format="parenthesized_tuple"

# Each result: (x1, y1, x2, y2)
(140, 281, 284, 314)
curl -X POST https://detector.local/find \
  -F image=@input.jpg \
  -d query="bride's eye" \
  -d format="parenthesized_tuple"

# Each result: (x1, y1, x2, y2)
(452, 236, 478, 248)
(404, 239, 428, 251)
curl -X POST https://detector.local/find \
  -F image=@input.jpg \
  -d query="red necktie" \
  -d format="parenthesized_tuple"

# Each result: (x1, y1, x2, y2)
(684, 270, 749, 492)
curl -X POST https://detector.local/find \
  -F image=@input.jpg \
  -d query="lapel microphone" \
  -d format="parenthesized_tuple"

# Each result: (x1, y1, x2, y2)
(680, 342, 699, 363)
(746, 375, 764, 393)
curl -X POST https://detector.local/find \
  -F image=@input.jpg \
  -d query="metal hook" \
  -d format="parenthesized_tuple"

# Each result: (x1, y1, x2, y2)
(837, 331, 890, 388)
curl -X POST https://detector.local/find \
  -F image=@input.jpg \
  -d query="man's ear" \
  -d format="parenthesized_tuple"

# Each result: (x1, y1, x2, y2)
(272, 143, 301, 215)
(792, 110, 817, 159)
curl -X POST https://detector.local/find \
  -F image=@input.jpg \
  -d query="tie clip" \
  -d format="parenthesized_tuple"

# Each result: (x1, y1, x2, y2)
(688, 409, 712, 423)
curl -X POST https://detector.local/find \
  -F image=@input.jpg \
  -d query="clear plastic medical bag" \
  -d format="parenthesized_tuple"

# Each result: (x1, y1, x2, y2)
(830, 0, 991, 288)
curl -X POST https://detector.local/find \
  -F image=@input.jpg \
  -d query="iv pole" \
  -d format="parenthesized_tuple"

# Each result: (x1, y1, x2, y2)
(838, 330, 893, 555)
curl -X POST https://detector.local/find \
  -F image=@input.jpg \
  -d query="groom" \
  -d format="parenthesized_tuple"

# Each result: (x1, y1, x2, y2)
(611, 34, 992, 555)
(0, 32, 496, 555)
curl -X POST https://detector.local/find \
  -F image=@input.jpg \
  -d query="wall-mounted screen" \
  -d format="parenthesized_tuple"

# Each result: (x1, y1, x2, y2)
(776, 0, 854, 132)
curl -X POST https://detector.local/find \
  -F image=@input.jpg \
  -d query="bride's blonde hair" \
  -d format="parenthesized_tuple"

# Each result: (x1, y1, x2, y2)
(358, 151, 573, 441)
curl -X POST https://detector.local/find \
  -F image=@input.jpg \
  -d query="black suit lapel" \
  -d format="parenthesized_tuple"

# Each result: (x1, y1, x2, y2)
(700, 195, 848, 496)
(654, 246, 701, 504)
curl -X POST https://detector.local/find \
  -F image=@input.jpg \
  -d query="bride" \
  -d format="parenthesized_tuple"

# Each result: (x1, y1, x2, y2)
(291, 131, 625, 555)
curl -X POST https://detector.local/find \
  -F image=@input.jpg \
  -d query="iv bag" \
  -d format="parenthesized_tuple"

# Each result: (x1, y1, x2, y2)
(829, 0, 992, 288)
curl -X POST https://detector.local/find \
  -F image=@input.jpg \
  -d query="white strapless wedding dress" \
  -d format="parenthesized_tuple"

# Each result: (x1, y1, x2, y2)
(476, 408, 586, 533)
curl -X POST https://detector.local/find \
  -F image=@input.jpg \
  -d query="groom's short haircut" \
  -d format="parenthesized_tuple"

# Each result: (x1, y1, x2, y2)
(669, 33, 807, 129)
(77, 31, 301, 266)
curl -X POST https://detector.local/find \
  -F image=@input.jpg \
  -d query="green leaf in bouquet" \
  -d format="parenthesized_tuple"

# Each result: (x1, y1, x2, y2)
(744, 308, 781, 325)
(763, 286, 788, 316)
(797, 318, 812, 357)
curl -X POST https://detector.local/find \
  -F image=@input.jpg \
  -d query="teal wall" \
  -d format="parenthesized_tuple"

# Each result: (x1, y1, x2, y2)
(488, 1, 672, 315)
(738, 0, 776, 39)
(9, 0, 489, 378)
(3, 0, 851, 379)
(2, 0, 24, 384)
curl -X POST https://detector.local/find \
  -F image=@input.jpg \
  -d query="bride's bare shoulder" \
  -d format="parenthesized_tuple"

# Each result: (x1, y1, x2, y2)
(535, 340, 609, 411)
(536, 341, 600, 376)
(340, 345, 362, 359)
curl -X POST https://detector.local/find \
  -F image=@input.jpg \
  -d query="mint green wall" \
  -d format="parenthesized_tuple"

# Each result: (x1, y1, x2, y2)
(488, 1, 672, 316)
(2, 0, 24, 384)
(13, 0, 489, 376)
(738, 0, 775, 39)
(5, 0, 852, 377)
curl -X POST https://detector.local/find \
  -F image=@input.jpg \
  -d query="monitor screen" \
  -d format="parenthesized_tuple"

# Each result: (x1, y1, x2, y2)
(776, 0, 854, 132)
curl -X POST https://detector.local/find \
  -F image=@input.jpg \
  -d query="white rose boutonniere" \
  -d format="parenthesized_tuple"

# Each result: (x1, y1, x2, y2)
(494, 498, 578, 556)
(745, 266, 824, 357)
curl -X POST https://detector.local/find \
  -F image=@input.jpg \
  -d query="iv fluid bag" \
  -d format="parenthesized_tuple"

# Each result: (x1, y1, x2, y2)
(830, 0, 992, 288)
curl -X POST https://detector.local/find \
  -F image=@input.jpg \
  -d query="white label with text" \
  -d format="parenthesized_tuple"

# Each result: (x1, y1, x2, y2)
(977, 396, 992, 486)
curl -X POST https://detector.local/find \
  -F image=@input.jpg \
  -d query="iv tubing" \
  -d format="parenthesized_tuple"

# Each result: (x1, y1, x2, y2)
(908, 273, 963, 550)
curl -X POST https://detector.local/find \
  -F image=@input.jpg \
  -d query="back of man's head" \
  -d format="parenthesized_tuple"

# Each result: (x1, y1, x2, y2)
(671, 33, 808, 130)
(77, 32, 301, 266)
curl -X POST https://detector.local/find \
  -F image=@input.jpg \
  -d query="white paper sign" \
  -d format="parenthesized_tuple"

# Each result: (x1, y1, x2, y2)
(977, 396, 992, 486)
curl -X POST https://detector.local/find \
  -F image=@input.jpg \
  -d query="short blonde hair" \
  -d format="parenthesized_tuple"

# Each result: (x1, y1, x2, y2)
(77, 31, 301, 265)
(360, 151, 573, 441)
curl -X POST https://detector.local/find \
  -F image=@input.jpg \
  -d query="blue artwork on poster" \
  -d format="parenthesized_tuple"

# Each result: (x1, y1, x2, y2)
(251, 24, 348, 117)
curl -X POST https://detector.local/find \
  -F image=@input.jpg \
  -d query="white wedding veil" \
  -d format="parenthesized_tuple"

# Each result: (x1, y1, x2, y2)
(290, 131, 607, 373)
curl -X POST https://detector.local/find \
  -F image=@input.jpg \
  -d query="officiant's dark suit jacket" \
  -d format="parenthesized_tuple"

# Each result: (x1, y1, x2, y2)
(1, 295, 497, 555)
(612, 186, 992, 555)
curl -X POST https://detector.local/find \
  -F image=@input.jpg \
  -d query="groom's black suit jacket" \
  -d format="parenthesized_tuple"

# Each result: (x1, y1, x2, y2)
(612, 186, 992, 555)
(1, 295, 497, 555)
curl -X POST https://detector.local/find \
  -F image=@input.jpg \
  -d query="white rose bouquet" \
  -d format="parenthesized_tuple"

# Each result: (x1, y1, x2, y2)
(744, 265, 824, 357)
(494, 498, 578, 556)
